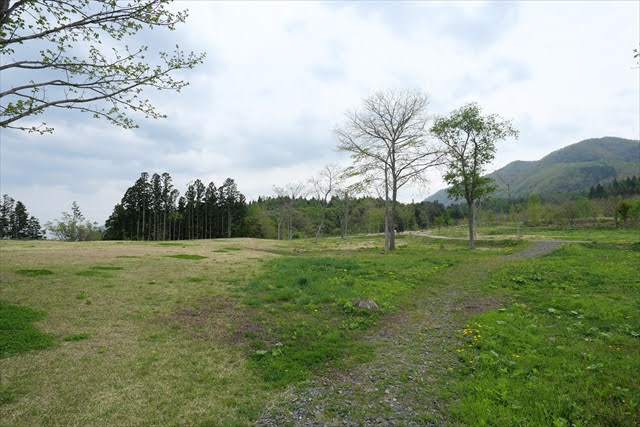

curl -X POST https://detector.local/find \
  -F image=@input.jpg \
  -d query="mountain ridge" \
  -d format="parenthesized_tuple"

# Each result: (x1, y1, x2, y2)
(426, 136, 640, 204)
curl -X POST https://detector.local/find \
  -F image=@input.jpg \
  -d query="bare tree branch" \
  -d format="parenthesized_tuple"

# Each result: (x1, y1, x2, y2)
(335, 89, 443, 250)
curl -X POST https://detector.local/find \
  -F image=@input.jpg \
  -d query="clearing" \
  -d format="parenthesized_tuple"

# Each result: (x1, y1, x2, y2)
(1, 231, 638, 425)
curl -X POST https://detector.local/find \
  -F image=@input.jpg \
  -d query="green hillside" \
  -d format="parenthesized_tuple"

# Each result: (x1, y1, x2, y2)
(427, 136, 639, 204)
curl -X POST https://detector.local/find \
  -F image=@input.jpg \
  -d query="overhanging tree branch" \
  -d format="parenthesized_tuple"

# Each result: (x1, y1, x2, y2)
(0, 0, 205, 133)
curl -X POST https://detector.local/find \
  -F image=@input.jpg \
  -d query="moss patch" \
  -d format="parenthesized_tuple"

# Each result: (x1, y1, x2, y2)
(167, 254, 207, 260)
(0, 302, 55, 358)
(16, 269, 53, 276)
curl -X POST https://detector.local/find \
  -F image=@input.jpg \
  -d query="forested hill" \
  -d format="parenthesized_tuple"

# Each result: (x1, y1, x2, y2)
(426, 136, 640, 204)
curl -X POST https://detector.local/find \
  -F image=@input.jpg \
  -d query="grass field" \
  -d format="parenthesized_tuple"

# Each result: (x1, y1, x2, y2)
(1, 230, 638, 425)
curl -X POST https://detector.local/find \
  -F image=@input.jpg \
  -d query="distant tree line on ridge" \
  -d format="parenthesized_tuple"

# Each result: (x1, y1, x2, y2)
(588, 176, 639, 199)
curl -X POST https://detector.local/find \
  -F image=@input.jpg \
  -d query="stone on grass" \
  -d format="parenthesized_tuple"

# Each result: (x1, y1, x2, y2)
(353, 299, 379, 311)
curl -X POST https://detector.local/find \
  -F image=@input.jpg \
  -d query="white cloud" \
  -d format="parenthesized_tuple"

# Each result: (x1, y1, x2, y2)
(1, 1, 638, 225)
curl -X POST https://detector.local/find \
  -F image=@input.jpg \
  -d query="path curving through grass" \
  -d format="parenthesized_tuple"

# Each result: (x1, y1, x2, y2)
(256, 241, 554, 425)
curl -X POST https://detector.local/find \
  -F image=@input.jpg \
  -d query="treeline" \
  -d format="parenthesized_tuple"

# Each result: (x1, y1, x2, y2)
(466, 191, 640, 228)
(588, 176, 639, 199)
(241, 190, 639, 240)
(102, 172, 640, 242)
(0, 195, 45, 239)
(242, 196, 472, 240)
(103, 172, 246, 240)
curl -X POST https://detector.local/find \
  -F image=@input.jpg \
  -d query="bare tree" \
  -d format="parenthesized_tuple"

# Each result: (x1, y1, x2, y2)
(274, 182, 306, 240)
(335, 89, 443, 250)
(309, 164, 341, 244)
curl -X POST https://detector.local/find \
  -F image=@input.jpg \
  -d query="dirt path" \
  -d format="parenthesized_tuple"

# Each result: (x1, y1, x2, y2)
(504, 240, 565, 259)
(257, 241, 564, 426)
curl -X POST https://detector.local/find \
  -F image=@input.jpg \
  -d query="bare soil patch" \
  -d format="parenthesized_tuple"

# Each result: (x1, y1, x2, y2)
(157, 295, 269, 347)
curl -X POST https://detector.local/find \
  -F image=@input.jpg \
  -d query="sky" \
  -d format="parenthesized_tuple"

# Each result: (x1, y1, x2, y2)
(1, 0, 639, 226)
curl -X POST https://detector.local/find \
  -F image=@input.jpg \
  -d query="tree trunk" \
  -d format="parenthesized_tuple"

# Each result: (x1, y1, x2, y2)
(383, 167, 390, 251)
(342, 193, 348, 239)
(467, 200, 475, 250)
(277, 218, 281, 240)
(389, 182, 397, 250)
(425, 204, 429, 229)
(314, 203, 326, 244)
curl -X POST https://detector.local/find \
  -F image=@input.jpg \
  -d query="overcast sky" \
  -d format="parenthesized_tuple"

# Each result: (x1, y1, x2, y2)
(1, 1, 639, 226)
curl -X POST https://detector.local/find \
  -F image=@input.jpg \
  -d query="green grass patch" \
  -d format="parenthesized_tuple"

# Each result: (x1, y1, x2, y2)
(186, 277, 206, 283)
(244, 248, 456, 387)
(223, 246, 243, 251)
(116, 255, 140, 258)
(450, 243, 640, 425)
(212, 249, 229, 253)
(89, 265, 124, 270)
(15, 269, 53, 276)
(75, 270, 113, 278)
(167, 254, 207, 260)
(157, 242, 185, 247)
(0, 302, 55, 358)
(63, 332, 90, 341)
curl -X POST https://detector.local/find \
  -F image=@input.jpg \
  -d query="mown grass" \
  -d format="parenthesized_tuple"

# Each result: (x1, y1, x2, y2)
(0, 302, 55, 358)
(240, 237, 512, 387)
(449, 243, 640, 425)
(89, 265, 124, 271)
(0, 232, 637, 425)
(16, 269, 53, 276)
(166, 254, 207, 260)
(428, 223, 640, 243)
(63, 332, 90, 341)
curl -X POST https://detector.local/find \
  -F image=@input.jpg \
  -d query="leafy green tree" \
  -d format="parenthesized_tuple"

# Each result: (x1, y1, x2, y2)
(0, 194, 15, 238)
(615, 200, 632, 227)
(0, 0, 205, 133)
(13, 201, 29, 238)
(433, 216, 445, 230)
(46, 201, 100, 241)
(222, 178, 245, 238)
(26, 215, 44, 239)
(526, 193, 542, 225)
(431, 103, 518, 249)
(0, 195, 44, 239)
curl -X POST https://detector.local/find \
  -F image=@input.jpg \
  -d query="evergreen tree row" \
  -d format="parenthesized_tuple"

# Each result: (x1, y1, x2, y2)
(0, 195, 45, 239)
(588, 176, 639, 199)
(103, 172, 247, 240)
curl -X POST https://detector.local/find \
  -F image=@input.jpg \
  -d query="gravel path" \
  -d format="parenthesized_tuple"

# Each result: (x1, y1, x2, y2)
(256, 241, 565, 426)
(504, 240, 565, 260)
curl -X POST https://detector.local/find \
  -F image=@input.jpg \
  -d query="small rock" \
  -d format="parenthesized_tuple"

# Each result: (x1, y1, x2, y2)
(353, 299, 380, 311)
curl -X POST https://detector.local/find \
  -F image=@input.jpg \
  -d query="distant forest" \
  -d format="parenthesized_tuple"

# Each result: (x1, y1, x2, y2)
(103, 172, 246, 241)
(588, 176, 639, 199)
(99, 171, 640, 242)
(2, 173, 639, 241)
(0, 195, 44, 239)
